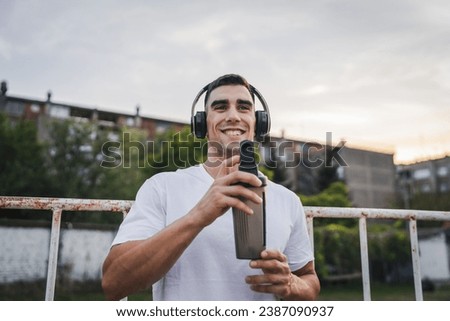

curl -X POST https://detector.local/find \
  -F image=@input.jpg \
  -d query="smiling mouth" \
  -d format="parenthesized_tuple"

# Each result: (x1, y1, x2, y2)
(221, 129, 245, 136)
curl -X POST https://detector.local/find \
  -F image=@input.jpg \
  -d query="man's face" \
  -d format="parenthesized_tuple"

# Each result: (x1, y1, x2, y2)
(205, 85, 256, 152)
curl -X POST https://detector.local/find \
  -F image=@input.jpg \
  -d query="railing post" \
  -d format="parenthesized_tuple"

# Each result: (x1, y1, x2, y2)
(45, 208, 62, 301)
(359, 216, 371, 301)
(306, 215, 314, 252)
(409, 217, 423, 301)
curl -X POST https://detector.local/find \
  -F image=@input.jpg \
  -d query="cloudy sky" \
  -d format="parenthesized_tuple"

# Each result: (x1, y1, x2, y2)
(1, 0, 449, 164)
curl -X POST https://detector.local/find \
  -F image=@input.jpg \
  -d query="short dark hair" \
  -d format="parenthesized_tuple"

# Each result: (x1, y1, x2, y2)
(204, 74, 255, 106)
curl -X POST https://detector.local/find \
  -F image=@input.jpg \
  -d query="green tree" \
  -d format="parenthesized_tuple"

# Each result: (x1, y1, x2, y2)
(0, 113, 53, 220)
(146, 126, 206, 177)
(0, 113, 51, 197)
(299, 181, 352, 208)
(316, 148, 339, 191)
(46, 119, 97, 198)
(313, 221, 411, 282)
(96, 126, 150, 201)
(43, 120, 148, 223)
(301, 181, 411, 283)
(299, 181, 353, 227)
(410, 192, 450, 211)
(313, 224, 360, 279)
(367, 222, 410, 282)
(299, 181, 355, 279)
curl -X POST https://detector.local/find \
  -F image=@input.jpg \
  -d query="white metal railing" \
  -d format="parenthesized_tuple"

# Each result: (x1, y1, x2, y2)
(305, 207, 450, 301)
(0, 197, 133, 301)
(1, 196, 449, 301)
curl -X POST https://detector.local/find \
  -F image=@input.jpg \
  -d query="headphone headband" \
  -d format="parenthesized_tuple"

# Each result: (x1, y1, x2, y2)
(249, 84, 271, 127)
(190, 84, 209, 120)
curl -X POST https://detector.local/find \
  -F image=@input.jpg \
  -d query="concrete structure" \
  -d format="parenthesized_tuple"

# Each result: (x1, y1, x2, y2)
(259, 135, 397, 208)
(396, 156, 450, 210)
(397, 156, 450, 194)
(339, 147, 396, 208)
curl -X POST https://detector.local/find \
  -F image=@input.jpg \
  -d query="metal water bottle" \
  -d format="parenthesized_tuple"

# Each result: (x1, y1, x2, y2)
(232, 140, 267, 259)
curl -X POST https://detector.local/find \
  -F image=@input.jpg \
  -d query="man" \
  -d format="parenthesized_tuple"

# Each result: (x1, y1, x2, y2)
(102, 74, 320, 300)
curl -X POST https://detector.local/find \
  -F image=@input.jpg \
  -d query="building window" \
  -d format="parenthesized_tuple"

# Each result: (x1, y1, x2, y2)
(107, 132, 119, 141)
(156, 123, 170, 134)
(440, 182, 449, 193)
(126, 117, 135, 127)
(437, 166, 448, 177)
(4, 101, 25, 116)
(413, 168, 431, 180)
(49, 105, 69, 119)
(30, 104, 40, 113)
(337, 166, 345, 180)
(419, 184, 431, 193)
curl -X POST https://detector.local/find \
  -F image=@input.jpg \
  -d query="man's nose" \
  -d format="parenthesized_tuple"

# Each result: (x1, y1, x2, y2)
(225, 106, 240, 122)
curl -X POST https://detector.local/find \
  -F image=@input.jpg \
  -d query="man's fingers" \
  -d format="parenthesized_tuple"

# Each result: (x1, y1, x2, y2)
(220, 171, 263, 188)
(216, 155, 240, 177)
(223, 196, 255, 215)
(248, 284, 291, 297)
(246, 250, 293, 297)
(260, 250, 288, 262)
(249, 250, 290, 274)
(225, 185, 263, 204)
(245, 273, 293, 297)
(245, 274, 285, 285)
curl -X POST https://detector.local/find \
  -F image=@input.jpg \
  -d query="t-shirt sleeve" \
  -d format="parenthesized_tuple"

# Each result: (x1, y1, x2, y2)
(111, 176, 166, 246)
(284, 195, 314, 272)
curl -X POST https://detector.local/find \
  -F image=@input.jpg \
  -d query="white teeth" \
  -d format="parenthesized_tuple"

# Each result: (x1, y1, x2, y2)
(223, 130, 243, 136)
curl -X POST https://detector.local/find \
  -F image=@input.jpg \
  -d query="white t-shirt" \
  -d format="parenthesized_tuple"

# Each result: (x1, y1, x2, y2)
(112, 165, 314, 301)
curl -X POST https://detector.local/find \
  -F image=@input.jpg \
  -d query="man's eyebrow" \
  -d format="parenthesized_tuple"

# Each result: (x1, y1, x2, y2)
(210, 99, 229, 107)
(236, 99, 253, 106)
(210, 98, 253, 107)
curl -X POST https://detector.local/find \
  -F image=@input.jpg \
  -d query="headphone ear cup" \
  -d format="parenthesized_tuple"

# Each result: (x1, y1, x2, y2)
(192, 111, 207, 139)
(255, 110, 269, 141)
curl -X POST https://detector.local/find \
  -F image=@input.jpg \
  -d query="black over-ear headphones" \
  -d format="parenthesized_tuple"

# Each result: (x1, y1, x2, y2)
(190, 84, 271, 142)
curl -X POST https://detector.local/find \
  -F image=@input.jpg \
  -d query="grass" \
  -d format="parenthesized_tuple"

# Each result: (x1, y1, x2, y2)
(0, 280, 151, 301)
(318, 280, 450, 301)
(1, 280, 449, 301)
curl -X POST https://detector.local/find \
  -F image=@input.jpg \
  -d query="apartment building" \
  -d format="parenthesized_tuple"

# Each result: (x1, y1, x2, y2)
(397, 156, 450, 208)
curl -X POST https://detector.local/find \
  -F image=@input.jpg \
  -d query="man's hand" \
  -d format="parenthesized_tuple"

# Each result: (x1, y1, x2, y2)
(245, 249, 293, 298)
(246, 249, 320, 300)
(191, 155, 263, 227)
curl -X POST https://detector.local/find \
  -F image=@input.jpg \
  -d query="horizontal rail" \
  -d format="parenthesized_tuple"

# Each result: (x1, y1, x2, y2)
(0, 196, 133, 212)
(305, 206, 450, 221)
(1, 196, 450, 301)
(2, 197, 448, 220)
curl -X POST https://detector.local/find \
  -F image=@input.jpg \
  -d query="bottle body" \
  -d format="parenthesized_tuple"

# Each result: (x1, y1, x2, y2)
(232, 177, 266, 259)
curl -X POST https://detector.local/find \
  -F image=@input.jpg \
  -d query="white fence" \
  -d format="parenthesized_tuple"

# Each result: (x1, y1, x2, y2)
(0, 226, 116, 283)
(1, 196, 449, 301)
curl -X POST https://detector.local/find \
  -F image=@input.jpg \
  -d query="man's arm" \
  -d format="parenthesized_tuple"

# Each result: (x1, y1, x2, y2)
(288, 261, 321, 300)
(102, 211, 204, 300)
(102, 157, 263, 300)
